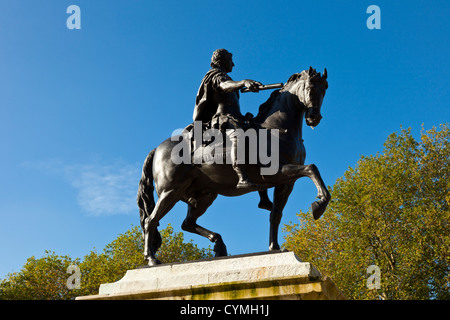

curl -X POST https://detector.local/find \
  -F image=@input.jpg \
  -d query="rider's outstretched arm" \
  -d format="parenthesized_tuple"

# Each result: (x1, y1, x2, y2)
(219, 79, 262, 93)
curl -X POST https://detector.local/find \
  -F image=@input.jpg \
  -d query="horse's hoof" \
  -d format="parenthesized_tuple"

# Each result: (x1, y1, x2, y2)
(213, 237, 228, 257)
(214, 244, 228, 257)
(311, 201, 327, 220)
(258, 199, 273, 211)
(269, 243, 280, 251)
(147, 258, 162, 267)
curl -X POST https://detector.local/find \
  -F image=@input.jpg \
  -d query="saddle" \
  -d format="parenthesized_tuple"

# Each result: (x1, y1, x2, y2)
(182, 121, 232, 165)
(182, 112, 258, 165)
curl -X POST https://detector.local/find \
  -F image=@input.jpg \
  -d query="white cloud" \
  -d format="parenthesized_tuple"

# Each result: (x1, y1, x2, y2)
(25, 158, 142, 216)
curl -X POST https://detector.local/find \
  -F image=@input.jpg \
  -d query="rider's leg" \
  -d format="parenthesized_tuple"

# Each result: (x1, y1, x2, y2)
(229, 131, 259, 189)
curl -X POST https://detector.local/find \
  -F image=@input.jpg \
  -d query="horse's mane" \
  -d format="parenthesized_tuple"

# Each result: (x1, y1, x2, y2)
(253, 68, 327, 123)
(253, 89, 281, 123)
(253, 72, 302, 123)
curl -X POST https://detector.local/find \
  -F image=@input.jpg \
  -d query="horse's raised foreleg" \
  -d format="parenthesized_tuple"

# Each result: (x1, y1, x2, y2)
(281, 163, 331, 220)
(181, 193, 228, 257)
(144, 189, 180, 266)
(269, 183, 294, 251)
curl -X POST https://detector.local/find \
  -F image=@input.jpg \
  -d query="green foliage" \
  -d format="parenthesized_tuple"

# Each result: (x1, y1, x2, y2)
(283, 124, 450, 299)
(0, 251, 79, 300)
(1, 224, 213, 299)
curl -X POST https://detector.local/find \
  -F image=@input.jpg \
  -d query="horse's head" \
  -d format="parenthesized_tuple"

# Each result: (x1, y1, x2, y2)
(284, 66, 328, 127)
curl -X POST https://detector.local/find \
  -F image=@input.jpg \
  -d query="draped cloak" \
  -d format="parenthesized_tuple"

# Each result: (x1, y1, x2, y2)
(192, 68, 237, 123)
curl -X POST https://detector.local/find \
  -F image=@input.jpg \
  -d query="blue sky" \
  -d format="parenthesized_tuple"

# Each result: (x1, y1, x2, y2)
(1, 0, 449, 279)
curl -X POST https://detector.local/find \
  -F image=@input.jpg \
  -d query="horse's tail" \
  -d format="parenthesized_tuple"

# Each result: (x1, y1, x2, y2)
(137, 149, 157, 234)
(137, 148, 163, 256)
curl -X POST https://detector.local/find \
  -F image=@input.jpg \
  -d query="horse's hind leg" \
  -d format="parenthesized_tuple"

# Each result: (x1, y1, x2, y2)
(269, 183, 294, 251)
(181, 193, 227, 257)
(144, 189, 180, 266)
(258, 189, 273, 211)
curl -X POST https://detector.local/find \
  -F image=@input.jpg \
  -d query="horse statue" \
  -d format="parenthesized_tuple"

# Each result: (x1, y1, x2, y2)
(137, 67, 330, 266)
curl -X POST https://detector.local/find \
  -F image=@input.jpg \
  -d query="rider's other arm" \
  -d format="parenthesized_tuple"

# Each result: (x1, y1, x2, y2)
(219, 79, 262, 93)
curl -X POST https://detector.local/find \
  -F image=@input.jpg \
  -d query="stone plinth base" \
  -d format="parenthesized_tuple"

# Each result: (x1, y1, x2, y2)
(76, 251, 346, 300)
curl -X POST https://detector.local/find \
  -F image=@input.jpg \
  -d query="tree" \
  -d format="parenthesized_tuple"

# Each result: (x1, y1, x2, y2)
(283, 124, 449, 299)
(0, 251, 79, 300)
(1, 224, 213, 299)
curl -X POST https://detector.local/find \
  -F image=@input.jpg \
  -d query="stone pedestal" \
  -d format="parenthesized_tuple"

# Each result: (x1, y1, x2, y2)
(76, 251, 346, 300)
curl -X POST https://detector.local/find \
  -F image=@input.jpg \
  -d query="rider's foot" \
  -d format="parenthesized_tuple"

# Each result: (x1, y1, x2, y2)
(236, 179, 259, 189)
(234, 165, 259, 189)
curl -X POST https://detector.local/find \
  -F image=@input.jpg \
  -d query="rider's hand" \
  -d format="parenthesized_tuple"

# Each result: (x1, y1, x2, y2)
(244, 80, 262, 92)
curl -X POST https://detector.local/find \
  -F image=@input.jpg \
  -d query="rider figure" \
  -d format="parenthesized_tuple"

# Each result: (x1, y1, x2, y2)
(193, 49, 261, 189)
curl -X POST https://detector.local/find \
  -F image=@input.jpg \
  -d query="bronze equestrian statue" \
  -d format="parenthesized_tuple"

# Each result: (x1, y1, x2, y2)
(193, 48, 273, 208)
(137, 49, 330, 266)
